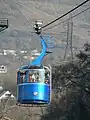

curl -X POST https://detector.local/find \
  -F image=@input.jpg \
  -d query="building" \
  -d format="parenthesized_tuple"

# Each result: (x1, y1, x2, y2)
(0, 65, 7, 73)
(31, 49, 40, 60)
(0, 91, 15, 102)
(3, 50, 16, 56)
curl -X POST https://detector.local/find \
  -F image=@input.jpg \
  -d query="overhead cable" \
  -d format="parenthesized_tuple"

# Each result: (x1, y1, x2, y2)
(41, 0, 90, 29)
(43, 6, 90, 31)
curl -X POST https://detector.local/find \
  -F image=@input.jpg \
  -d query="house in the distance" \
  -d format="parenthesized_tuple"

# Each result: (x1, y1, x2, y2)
(3, 50, 16, 56)
(0, 91, 15, 102)
(0, 65, 7, 73)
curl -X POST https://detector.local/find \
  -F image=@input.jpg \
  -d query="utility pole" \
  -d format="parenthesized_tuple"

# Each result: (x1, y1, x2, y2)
(64, 14, 73, 60)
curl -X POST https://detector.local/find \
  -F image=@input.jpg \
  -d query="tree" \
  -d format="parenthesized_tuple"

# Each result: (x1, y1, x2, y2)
(41, 43, 90, 120)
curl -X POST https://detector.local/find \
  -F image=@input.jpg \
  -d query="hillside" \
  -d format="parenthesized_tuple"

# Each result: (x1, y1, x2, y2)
(0, 0, 90, 97)
(0, 0, 90, 120)
(0, 43, 90, 120)
(0, 0, 90, 60)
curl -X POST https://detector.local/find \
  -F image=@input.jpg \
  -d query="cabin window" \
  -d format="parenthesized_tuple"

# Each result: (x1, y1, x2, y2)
(17, 71, 20, 84)
(20, 72, 26, 83)
(29, 72, 38, 82)
(44, 68, 50, 84)
(28, 69, 45, 83)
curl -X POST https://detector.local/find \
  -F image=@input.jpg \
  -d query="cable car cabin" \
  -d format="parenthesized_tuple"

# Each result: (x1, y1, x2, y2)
(17, 66, 52, 105)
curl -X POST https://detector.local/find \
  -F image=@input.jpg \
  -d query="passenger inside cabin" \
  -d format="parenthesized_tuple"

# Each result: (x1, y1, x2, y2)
(29, 74, 32, 82)
(29, 71, 45, 83)
(45, 72, 50, 84)
(20, 73, 23, 83)
(35, 72, 39, 82)
(29, 73, 36, 82)
(20, 72, 26, 83)
(32, 74, 36, 82)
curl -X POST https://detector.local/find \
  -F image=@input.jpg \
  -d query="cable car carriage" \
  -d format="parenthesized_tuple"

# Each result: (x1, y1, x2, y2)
(16, 20, 52, 106)
(17, 65, 51, 106)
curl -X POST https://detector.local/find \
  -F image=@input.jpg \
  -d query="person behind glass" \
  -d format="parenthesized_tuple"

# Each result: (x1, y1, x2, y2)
(35, 72, 39, 82)
(45, 72, 49, 84)
(29, 74, 32, 82)
(32, 74, 36, 82)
